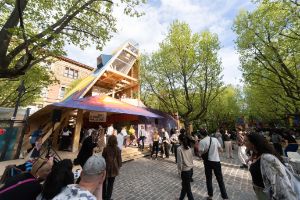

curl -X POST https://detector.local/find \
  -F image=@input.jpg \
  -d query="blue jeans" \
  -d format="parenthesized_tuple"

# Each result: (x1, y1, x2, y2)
(179, 169, 194, 200)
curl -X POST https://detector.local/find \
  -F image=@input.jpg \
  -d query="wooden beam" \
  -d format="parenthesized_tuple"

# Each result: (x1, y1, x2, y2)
(107, 69, 138, 82)
(72, 109, 83, 152)
(121, 79, 130, 84)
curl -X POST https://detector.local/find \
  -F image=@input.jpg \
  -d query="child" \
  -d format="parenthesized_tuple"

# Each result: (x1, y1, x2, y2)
(30, 137, 42, 159)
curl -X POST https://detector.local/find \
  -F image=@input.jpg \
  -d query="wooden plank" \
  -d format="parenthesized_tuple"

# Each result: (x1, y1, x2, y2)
(106, 68, 138, 82)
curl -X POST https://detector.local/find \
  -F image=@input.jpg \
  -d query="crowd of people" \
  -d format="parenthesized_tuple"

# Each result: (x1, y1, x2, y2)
(0, 123, 299, 200)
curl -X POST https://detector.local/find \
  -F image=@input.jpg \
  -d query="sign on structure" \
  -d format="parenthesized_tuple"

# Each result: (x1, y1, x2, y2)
(89, 112, 107, 122)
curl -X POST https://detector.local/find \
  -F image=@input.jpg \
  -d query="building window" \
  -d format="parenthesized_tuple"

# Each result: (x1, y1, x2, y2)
(64, 67, 69, 77)
(59, 86, 66, 99)
(64, 67, 78, 79)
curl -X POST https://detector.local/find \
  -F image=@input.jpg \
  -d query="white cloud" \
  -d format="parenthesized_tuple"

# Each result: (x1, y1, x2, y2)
(219, 46, 243, 86)
(65, 0, 254, 85)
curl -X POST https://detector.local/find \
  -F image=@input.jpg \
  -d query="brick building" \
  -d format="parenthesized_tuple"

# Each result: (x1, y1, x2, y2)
(32, 56, 93, 111)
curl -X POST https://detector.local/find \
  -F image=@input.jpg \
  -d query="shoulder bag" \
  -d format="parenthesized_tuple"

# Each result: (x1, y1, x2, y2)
(201, 137, 212, 161)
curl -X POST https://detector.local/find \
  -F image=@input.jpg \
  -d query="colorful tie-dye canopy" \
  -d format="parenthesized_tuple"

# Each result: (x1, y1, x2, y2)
(54, 94, 161, 118)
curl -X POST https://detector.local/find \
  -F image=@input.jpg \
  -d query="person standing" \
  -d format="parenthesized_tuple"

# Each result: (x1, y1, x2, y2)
(161, 128, 170, 158)
(116, 131, 124, 153)
(106, 124, 114, 136)
(223, 130, 233, 159)
(237, 129, 248, 169)
(199, 130, 228, 200)
(170, 129, 180, 163)
(139, 125, 147, 151)
(176, 132, 194, 200)
(151, 131, 160, 159)
(128, 125, 136, 146)
(244, 133, 298, 200)
(74, 130, 98, 168)
(271, 130, 283, 156)
(121, 126, 128, 147)
(27, 126, 43, 153)
(30, 137, 42, 159)
(283, 130, 299, 156)
(60, 127, 72, 151)
(215, 129, 223, 148)
(102, 135, 122, 200)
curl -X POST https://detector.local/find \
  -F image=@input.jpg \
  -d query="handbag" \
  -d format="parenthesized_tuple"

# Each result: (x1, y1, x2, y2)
(201, 137, 212, 161)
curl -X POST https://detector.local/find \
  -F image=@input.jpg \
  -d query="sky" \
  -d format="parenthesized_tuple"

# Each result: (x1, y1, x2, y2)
(66, 0, 255, 86)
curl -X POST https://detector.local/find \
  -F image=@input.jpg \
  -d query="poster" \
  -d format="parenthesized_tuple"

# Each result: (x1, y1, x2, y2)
(89, 112, 107, 122)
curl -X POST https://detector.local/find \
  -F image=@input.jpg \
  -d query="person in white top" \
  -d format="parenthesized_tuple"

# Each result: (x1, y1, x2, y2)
(121, 126, 128, 147)
(116, 131, 124, 152)
(199, 129, 228, 200)
(161, 128, 170, 158)
(139, 125, 147, 151)
(106, 124, 114, 136)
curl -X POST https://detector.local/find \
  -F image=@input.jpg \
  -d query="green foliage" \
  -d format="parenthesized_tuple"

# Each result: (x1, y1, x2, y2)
(233, 0, 300, 123)
(204, 85, 244, 131)
(141, 20, 223, 128)
(65, 77, 83, 97)
(0, 65, 57, 107)
(0, 0, 145, 78)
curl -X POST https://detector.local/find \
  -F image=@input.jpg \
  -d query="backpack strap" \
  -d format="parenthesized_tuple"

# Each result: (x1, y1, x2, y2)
(0, 178, 36, 194)
(207, 137, 212, 153)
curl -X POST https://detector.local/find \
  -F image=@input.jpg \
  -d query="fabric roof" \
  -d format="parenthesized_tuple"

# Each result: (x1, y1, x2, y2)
(53, 95, 161, 118)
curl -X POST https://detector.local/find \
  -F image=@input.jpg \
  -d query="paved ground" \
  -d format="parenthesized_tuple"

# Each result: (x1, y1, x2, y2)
(113, 154, 256, 200)
(0, 148, 256, 200)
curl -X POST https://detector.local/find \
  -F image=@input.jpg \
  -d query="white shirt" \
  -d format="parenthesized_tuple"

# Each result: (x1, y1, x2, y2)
(121, 128, 127, 136)
(139, 129, 147, 137)
(199, 136, 221, 162)
(107, 126, 114, 136)
(53, 184, 96, 200)
(117, 133, 124, 150)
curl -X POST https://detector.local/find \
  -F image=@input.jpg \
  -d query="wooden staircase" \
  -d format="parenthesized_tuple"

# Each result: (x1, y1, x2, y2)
(121, 146, 150, 162)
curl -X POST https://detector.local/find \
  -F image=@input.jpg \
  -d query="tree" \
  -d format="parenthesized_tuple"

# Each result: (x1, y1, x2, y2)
(0, 0, 145, 78)
(204, 85, 244, 131)
(0, 64, 57, 107)
(141, 21, 223, 130)
(233, 0, 300, 114)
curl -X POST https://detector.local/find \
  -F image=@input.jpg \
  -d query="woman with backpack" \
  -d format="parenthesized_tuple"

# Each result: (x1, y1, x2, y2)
(245, 133, 299, 200)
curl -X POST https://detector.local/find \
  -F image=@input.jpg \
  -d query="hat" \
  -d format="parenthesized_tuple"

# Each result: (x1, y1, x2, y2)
(82, 155, 106, 175)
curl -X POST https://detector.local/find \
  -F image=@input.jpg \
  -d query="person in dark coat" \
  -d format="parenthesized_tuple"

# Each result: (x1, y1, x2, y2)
(74, 130, 98, 168)
(102, 135, 122, 200)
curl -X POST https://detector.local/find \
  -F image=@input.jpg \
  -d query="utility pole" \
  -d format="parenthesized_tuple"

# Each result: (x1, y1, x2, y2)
(0, 80, 26, 161)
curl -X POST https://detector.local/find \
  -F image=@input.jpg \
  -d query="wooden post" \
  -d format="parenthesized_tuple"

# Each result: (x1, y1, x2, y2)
(112, 87, 115, 98)
(72, 109, 83, 152)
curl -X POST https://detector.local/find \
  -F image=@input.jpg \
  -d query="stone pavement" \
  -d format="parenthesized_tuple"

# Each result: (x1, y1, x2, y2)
(112, 154, 256, 200)
(0, 148, 256, 200)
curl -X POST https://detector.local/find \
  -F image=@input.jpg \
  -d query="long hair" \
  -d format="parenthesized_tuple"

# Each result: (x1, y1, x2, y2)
(107, 135, 119, 152)
(246, 133, 283, 163)
(178, 132, 190, 150)
(40, 159, 74, 200)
